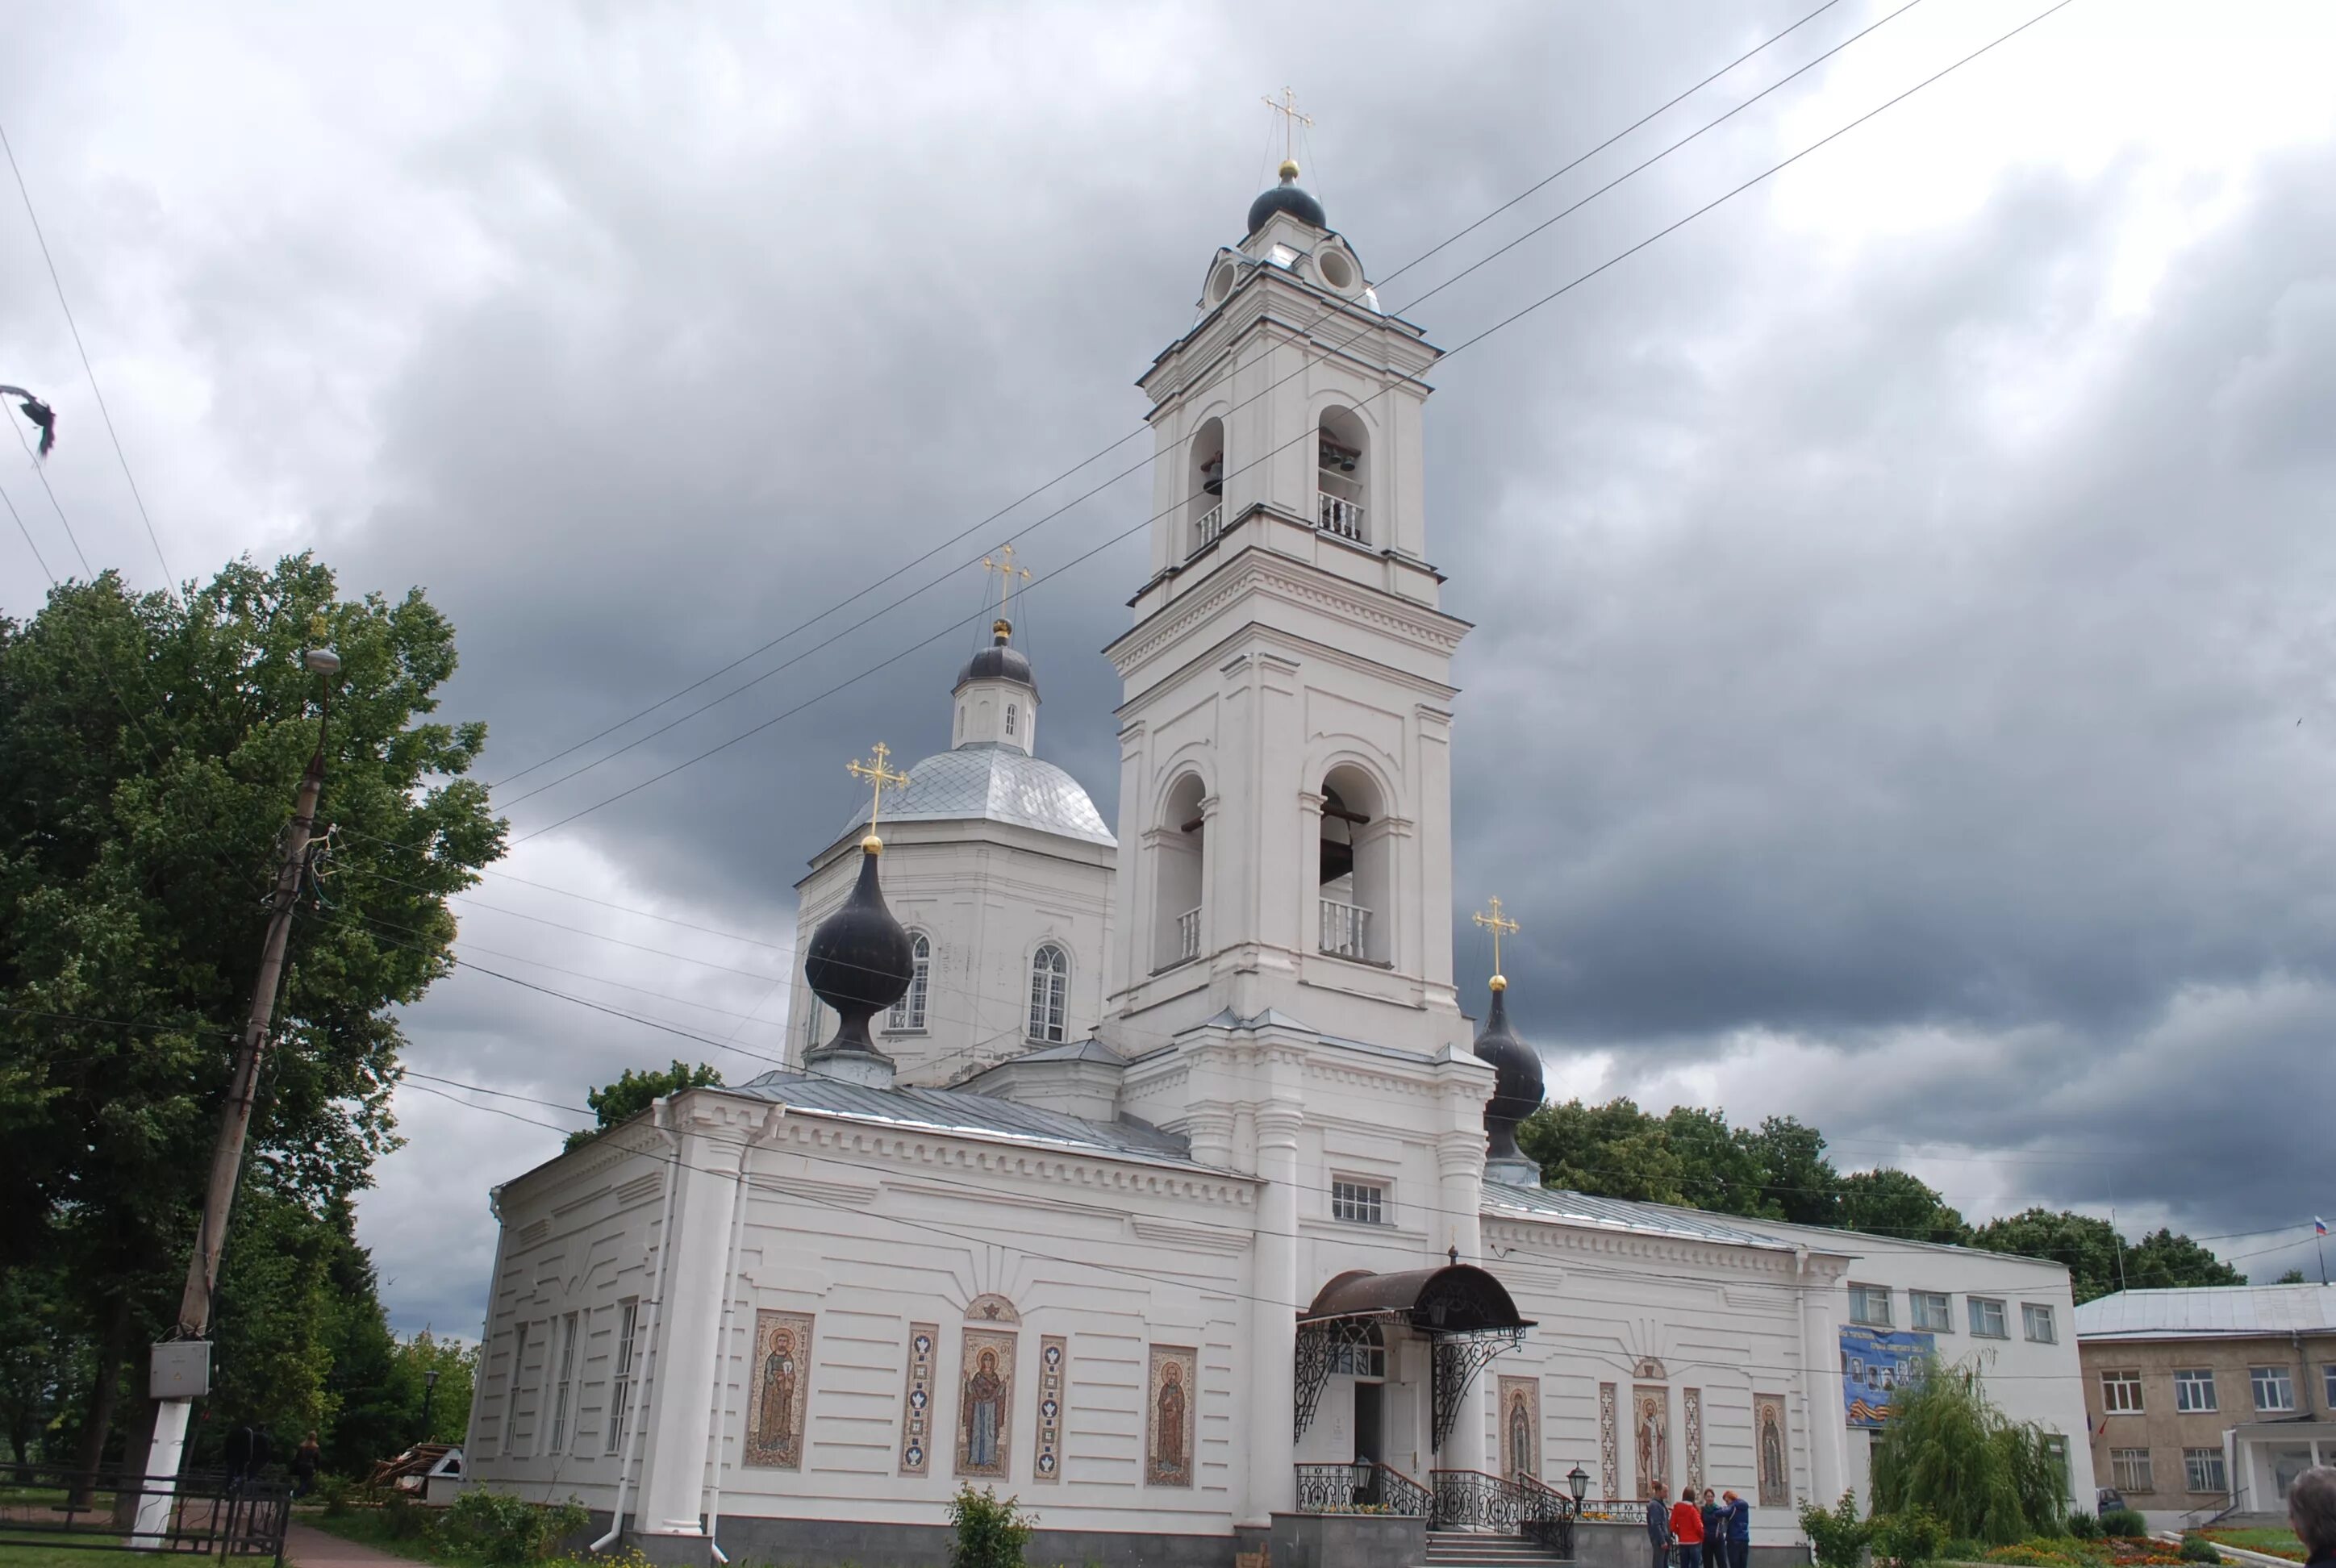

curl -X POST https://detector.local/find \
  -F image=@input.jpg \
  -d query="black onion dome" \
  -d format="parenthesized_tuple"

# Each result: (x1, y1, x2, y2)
(955, 620, 1037, 695)
(1247, 165, 1327, 236)
(803, 844, 913, 1063)
(1472, 983, 1546, 1163)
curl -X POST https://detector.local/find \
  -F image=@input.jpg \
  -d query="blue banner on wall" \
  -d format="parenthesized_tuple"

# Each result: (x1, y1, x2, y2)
(1839, 1326, 1935, 1428)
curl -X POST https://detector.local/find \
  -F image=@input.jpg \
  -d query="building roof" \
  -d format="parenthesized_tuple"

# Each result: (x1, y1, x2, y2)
(1482, 1182, 1802, 1253)
(727, 1068, 1212, 1171)
(841, 743, 1114, 848)
(2075, 1283, 2336, 1341)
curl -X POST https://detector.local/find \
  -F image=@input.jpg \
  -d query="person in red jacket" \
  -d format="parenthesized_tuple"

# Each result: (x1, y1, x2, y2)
(1670, 1486, 1708, 1568)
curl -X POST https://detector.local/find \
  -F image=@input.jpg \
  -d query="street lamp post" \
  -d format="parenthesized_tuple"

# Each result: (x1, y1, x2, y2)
(133, 648, 341, 1548)
(421, 1368, 440, 1445)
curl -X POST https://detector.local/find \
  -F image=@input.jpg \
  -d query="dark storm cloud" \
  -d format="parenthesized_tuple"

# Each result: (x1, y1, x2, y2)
(5, 1, 2330, 1325)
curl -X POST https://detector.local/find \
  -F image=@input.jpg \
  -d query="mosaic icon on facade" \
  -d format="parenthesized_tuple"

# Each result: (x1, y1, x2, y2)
(743, 1311, 814, 1470)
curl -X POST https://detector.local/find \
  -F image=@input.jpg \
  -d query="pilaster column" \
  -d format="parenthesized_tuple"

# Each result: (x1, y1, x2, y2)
(1295, 792, 1324, 957)
(1799, 1252, 1848, 1508)
(1245, 1102, 1303, 1525)
(635, 1112, 743, 1541)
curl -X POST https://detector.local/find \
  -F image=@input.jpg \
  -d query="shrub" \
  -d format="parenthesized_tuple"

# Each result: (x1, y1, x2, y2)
(2069, 1515, 2104, 1540)
(1802, 1491, 1879, 1568)
(315, 1474, 355, 1517)
(2100, 1511, 2149, 1540)
(2177, 1537, 2221, 1564)
(947, 1484, 1035, 1568)
(437, 1488, 590, 1566)
(381, 1489, 430, 1541)
(1877, 1508, 1951, 1566)
(1946, 1540, 1991, 1563)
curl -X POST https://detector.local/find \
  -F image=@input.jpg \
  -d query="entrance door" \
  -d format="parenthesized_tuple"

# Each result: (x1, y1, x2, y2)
(2274, 1445, 2315, 1499)
(1354, 1382, 1384, 1465)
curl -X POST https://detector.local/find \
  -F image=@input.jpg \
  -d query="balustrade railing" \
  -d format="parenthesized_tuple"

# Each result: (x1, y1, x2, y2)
(1318, 491, 1366, 540)
(1319, 899, 1370, 959)
(1195, 502, 1224, 548)
(1174, 907, 1201, 962)
(1291, 1462, 1430, 1516)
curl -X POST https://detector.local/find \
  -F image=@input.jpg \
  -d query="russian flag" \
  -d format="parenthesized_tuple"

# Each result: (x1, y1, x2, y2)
(2317, 1218, 2329, 1237)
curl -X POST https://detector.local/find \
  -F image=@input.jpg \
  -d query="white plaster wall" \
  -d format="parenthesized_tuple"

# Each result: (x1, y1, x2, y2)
(786, 820, 1114, 1086)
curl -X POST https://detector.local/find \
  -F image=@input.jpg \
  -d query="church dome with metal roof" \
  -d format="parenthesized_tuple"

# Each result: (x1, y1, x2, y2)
(1247, 160, 1326, 236)
(955, 619, 1036, 694)
(841, 744, 1114, 848)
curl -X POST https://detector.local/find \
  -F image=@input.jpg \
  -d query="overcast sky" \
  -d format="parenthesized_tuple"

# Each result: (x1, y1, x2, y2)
(5, 1, 2333, 1334)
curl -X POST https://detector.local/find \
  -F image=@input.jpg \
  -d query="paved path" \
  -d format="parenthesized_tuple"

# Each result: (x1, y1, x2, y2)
(284, 1520, 423, 1568)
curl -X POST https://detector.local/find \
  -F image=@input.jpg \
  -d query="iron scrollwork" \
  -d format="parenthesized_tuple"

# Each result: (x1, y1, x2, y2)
(1292, 1462, 1433, 1516)
(1429, 1325, 1525, 1453)
(1293, 1316, 1394, 1442)
(1429, 1467, 1524, 1532)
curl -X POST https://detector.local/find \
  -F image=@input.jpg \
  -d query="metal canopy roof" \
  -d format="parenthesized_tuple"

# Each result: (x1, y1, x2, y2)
(1302, 1265, 1535, 1334)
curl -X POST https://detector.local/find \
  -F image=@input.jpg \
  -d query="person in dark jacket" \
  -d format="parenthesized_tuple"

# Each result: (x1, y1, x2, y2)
(1670, 1486, 1706, 1568)
(1723, 1489, 1753, 1568)
(1648, 1491, 1673, 1568)
(291, 1432, 321, 1498)
(1701, 1488, 1722, 1550)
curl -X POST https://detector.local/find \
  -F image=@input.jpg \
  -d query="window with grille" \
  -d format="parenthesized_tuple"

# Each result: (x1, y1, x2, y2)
(1848, 1285, 1892, 1328)
(1968, 1297, 2009, 1338)
(1331, 1179, 1387, 1226)
(2099, 1370, 2143, 1414)
(1910, 1291, 1953, 1332)
(1005, 703, 1017, 737)
(2184, 1449, 2227, 1494)
(549, 1312, 578, 1453)
(2021, 1303, 2057, 1343)
(889, 933, 930, 1031)
(2173, 1370, 2217, 1413)
(2110, 1448, 2154, 1493)
(1329, 1339, 1387, 1377)
(1028, 944, 1068, 1042)
(2250, 1366, 2295, 1412)
(606, 1299, 640, 1455)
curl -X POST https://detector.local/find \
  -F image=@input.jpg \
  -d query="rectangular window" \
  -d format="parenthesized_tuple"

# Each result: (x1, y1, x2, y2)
(1848, 1285, 1892, 1328)
(1968, 1296, 2009, 1338)
(507, 1320, 533, 1453)
(607, 1299, 640, 1456)
(2173, 1370, 2217, 1413)
(2325, 1366, 2336, 1412)
(1330, 1179, 1386, 1226)
(2184, 1448, 2228, 1495)
(1328, 1341, 1387, 1378)
(2099, 1370, 2144, 1414)
(2250, 1366, 2296, 1412)
(2110, 1448, 2155, 1494)
(549, 1312, 578, 1453)
(2022, 1303, 2057, 1344)
(1910, 1291, 1953, 1332)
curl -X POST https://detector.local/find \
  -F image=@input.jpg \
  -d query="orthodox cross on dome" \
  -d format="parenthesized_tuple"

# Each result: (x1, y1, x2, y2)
(1262, 85, 1312, 169)
(981, 544, 1032, 630)
(847, 741, 911, 850)
(1473, 896, 1520, 991)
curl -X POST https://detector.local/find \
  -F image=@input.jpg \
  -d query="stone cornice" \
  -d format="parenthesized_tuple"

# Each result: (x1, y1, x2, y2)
(1483, 1215, 1807, 1281)
(774, 1114, 1255, 1209)
(1106, 544, 1470, 681)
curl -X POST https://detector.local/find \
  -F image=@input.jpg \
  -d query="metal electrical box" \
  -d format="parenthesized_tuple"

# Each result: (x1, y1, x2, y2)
(150, 1341, 211, 1399)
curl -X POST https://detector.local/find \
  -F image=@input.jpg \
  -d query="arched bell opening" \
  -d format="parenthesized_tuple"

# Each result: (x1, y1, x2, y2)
(1153, 772, 1207, 970)
(1317, 764, 1391, 965)
(1316, 405, 1368, 543)
(1188, 417, 1227, 554)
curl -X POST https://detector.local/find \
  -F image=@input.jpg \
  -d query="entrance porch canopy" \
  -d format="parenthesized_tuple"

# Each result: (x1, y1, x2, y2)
(1295, 1266, 1535, 1452)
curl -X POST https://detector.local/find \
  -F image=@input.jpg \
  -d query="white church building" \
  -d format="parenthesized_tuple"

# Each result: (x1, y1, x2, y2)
(461, 163, 2092, 1567)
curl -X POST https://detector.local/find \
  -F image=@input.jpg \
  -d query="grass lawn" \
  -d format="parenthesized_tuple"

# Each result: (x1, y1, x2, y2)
(2199, 1528, 2306, 1562)
(0, 1550, 159, 1568)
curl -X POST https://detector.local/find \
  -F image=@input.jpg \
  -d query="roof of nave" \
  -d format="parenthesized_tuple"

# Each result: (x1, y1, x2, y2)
(1482, 1183, 1805, 1253)
(2075, 1282, 2336, 1341)
(840, 743, 1114, 848)
(728, 1067, 1220, 1171)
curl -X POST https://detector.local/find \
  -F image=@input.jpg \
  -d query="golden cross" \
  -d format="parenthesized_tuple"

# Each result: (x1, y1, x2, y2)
(982, 544, 1032, 619)
(1473, 895, 1520, 988)
(1262, 85, 1312, 166)
(846, 741, 911, 844)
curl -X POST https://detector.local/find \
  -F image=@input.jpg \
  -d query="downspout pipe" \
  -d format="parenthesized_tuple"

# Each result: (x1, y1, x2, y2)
(592, 1099, 686, 1551)
(704, 1105, 786, 1565)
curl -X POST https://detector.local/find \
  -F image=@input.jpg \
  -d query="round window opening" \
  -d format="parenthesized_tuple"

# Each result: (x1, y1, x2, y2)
(1317, 248, 1357, 291)
(1207, 262, 1237, 307)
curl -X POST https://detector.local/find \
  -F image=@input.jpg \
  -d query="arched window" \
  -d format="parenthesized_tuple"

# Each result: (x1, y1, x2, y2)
(1028, 944, 1069, 1043)
(1316, 407, 1368, 542)
(1154, 773, 1208, 970)
(889, 932, 931, 1031)
(1005, 703, 1017, 739)
(1188, 416, 1227, 554)
(1317, 765, 1391, 964)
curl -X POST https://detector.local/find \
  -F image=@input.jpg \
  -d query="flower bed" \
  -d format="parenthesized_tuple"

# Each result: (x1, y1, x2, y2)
(1979, 1537, 2184, 1567)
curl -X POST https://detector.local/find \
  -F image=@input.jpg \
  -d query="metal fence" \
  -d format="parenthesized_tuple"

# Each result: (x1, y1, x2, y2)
(0, 1465, 291, 1566)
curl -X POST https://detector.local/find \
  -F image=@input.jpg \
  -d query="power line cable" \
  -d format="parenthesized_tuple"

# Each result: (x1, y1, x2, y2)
(0, 122, 177, 594)
(1, 477, 54, 582)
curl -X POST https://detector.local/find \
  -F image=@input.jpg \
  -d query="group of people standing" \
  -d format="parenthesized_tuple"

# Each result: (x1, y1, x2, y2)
(1646, 1485, 1751, 1568)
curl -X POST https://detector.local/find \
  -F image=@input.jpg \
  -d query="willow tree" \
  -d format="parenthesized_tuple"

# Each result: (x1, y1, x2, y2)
(1871, 1361, 2069, 1542)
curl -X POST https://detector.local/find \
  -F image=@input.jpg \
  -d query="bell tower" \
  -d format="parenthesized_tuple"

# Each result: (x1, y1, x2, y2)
(1102, 159, 1469, 1055)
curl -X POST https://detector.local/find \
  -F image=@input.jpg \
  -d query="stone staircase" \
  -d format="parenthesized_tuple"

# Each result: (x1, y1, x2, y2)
(1423, 1529, 1575, 1568)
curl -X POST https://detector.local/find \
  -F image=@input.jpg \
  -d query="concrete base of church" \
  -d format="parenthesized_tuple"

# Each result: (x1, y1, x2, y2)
(1267, 1511, 1427, 1568)
(699, 1514, 1260, 1568)
(1575, 1520, 1810, 1568)
(627, 1532, 713, 1568)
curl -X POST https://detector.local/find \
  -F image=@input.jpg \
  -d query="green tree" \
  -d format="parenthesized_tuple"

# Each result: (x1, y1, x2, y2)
(0, 555, 502, 1466)
(2125, 1228, 2244, 1291)
(1662, 1105, 1778, 1218)
(2275, 1269, 2307, 1285)
(1838, 1170, 1971, 1246)
(1871, 1362, 2067, 1543)
(1969, 1210, 2126, 1303)
(1516, 1098, 1687, 1203)
(1745, 1116, 1843, 1225)
(566, 1060, 724, 1151)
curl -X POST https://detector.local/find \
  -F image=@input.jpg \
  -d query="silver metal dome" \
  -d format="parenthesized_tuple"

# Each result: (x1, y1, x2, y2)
(841, 743, 1114, 847)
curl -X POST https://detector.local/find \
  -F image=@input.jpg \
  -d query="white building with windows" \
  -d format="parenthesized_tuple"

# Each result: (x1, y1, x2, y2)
(461, 161, 2089, 1568)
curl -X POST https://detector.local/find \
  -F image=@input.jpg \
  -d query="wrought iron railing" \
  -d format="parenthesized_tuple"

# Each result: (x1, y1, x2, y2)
(1292, 1461, 1431, 1516)
(1318, 491, 1366, 540)
(1577, 1497, 1660, 1523)
(1431, 1468, 1524, 1532)
(0, 1463, 291, 1564)
(1516, 1471, 1579, 1557)
(1319, 899, 1370, 958)
(1174, 907, 1200, 961)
